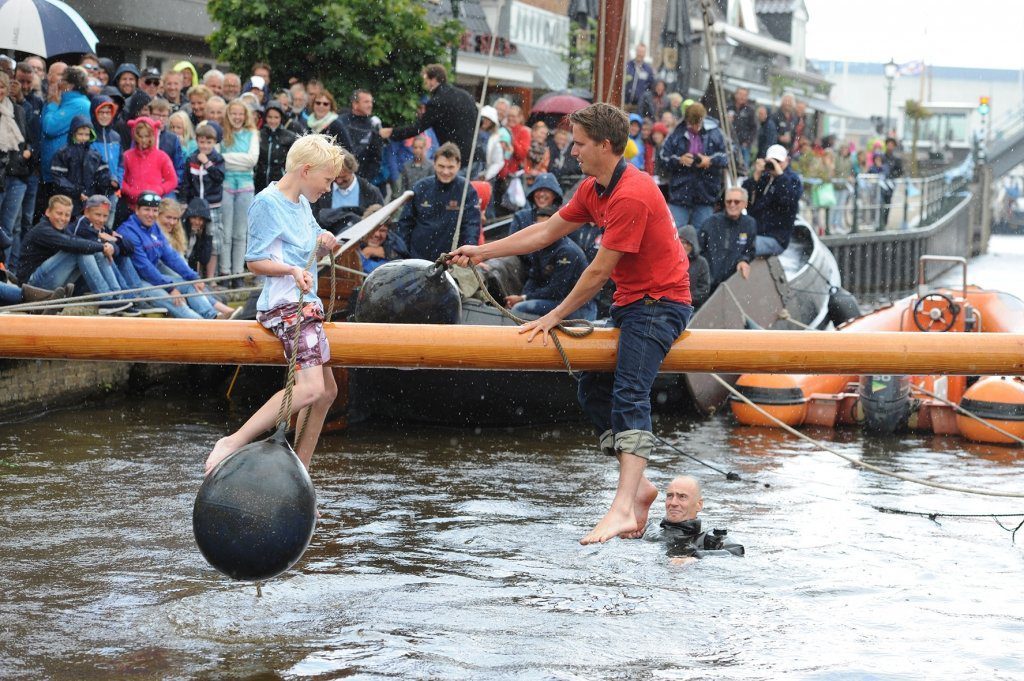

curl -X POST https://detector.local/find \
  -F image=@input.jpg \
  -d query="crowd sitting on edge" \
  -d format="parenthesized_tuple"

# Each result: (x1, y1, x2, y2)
(0, 46, 906, 318)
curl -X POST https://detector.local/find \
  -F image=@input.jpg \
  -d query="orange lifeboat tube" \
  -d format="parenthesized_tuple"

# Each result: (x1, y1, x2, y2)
(732, 287, 1024, 444)
(958, 377, 1024, 445)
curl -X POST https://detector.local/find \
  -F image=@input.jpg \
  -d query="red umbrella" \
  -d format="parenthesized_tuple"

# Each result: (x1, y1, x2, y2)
(531, 92, 591, 116)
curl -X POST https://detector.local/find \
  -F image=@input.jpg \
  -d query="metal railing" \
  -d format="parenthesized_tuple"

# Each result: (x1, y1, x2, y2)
(800, 155, 974, 235)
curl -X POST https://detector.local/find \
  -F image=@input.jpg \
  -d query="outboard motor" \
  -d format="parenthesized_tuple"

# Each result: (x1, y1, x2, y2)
(827, 286, 861, 327)
(352, 259, 462, 324)
(858, 375, 913, 434)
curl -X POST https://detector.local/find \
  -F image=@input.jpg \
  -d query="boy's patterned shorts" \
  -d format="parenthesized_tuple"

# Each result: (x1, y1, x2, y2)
(257, 301, 331, 370)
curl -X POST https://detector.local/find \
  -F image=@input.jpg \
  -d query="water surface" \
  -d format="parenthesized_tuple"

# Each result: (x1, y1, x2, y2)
(1, 237, 1023, 680)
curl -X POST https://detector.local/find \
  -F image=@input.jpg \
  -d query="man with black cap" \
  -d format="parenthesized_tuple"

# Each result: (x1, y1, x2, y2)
(117, 191, 228, 319)
(139, 67, 161, 99)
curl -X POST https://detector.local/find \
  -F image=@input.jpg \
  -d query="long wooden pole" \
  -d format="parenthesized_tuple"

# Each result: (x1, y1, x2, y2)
(1, 317, 1022, 375)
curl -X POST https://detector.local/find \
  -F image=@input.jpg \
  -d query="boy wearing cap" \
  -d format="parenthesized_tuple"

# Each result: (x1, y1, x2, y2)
(116, 191, 223, 319)
(742, 144, 802, 257)
(205, 134, 341, 475)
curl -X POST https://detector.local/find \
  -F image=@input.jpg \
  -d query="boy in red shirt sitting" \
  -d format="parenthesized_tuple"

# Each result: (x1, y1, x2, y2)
(450, 103, 692, 545)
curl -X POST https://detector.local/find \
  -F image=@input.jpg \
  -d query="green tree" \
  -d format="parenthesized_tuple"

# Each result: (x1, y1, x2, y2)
(904, 99, 931, 177)
(207, 0, 463, 122)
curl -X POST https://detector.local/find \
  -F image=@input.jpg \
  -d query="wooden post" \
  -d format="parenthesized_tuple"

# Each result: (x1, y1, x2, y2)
(594, 0, 627, 106)
(0, 317, 1022, 375)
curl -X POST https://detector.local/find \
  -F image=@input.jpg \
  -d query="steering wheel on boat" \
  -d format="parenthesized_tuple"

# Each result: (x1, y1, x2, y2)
(912, 292, 960, 332)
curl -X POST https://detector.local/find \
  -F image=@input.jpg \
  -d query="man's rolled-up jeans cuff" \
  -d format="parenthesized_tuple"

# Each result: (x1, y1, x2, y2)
(614, 429, 656, 460)
(599, 429, 615, 457)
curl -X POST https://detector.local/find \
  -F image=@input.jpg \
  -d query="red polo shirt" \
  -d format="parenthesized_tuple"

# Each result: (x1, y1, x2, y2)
(559, 161, 691, 307)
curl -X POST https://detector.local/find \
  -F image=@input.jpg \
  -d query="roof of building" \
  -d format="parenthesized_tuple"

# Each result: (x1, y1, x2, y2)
(422, 0, 491, 35)
(812, 60, 1023, 83)
(755, 0, 805, 14)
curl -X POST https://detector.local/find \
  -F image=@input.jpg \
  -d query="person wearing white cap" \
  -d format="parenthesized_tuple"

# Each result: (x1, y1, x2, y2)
(477, 105, 505, 184)
(741, 143, 803, 257)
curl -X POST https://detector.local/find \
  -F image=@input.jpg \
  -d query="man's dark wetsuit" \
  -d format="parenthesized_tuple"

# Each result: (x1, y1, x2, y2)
(659, 518, 745, 559)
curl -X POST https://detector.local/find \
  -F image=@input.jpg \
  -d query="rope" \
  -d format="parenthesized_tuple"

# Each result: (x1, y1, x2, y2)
(434, 255, 594, 378)
(275, 241, 327, 436)
(712, 372, 1024, 498)
(719, 281, 813, 330)
(775, 308, 816, 330)
(452, 15, 499, 251)
(3, 285, 263, 313)
(910, 383, 1024, 447)
(652, 433, 742, 481)
(0, 271, 252, 314)
(875, 506, 1024, 542)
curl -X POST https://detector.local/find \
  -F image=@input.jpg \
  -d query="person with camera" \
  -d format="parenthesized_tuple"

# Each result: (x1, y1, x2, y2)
(742, 144, 802, 257)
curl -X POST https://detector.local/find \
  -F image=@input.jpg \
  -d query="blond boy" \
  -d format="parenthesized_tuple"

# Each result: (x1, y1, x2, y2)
(206, 134, 342, 474)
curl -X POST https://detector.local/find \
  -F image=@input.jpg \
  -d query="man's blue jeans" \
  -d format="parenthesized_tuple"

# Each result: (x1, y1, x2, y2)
(668, 202, 713, 232)
(511, 297, 598, 321)
(754, 235, 785, 257)
(0, 281, 21, 305)
(577, 296, 692, 459)
(0, 178, 28, 265)
(27, 250, 121, 301)
(10, 174, 39, 272)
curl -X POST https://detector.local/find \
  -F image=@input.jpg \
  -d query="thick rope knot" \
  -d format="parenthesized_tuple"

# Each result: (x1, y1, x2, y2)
(435, 254, 594, 378)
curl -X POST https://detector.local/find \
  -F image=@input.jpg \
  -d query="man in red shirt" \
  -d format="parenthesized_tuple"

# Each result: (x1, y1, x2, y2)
(450, 103, 692, 545)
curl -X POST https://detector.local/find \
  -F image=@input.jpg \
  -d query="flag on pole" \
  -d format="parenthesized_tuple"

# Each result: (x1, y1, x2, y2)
(899, 60, 924, 76)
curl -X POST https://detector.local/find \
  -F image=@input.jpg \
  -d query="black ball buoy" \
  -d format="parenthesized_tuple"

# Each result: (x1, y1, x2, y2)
(193, 427, 316, 581)
(354, 258, 462, 324)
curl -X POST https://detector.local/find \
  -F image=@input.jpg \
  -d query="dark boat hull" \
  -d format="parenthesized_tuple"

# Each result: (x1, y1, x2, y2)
(350, 222, 841, 426)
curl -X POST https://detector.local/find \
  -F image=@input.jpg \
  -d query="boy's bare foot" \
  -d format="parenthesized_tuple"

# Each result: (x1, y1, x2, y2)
(205, 436, 243, 475)
(580, 507, 638, 545)
(619, 477, 658, 539)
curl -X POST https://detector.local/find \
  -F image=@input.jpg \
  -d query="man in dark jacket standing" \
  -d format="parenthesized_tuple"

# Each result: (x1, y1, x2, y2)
(742, 144, 802, 256)
(699, 186, 756, 292)
(390, 64, 477, 169)
(728, 88, 758, 168)
(340, 89, 388, 182)
(659, 102, 728, 232)
(395, 142, 479, 260)
(754, 105, 777, 159)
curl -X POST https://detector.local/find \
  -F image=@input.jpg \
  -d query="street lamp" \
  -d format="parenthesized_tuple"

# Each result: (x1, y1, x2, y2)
(883, 58, 898, 137)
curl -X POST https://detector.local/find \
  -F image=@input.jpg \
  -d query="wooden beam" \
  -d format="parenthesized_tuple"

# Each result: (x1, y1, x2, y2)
(0, 316, 1022, 375)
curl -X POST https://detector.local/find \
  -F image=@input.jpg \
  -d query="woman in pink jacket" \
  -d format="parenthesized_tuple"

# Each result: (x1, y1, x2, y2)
(122, 117, 177, 210)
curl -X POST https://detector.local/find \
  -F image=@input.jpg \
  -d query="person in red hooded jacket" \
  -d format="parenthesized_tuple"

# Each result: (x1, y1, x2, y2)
(121, 116, 177, 210)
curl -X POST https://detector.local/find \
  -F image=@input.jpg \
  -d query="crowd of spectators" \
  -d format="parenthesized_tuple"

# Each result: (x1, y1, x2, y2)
(0, 44, 906, 320)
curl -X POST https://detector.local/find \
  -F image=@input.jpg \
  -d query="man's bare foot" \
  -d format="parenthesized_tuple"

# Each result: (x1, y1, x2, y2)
(205, 436, 243, 475)
(619, 477, 658, 539)
(580, 507, 638, 545)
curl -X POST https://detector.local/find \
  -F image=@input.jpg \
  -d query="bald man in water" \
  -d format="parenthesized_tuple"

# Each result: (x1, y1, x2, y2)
(659, 476, 744, 565)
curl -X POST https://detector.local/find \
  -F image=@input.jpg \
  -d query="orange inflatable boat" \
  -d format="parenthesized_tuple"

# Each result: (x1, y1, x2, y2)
(732, 257, 1024, 445)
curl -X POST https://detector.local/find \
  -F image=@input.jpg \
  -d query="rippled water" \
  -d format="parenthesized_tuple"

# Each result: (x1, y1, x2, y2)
(1, 238, 1023, 680)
